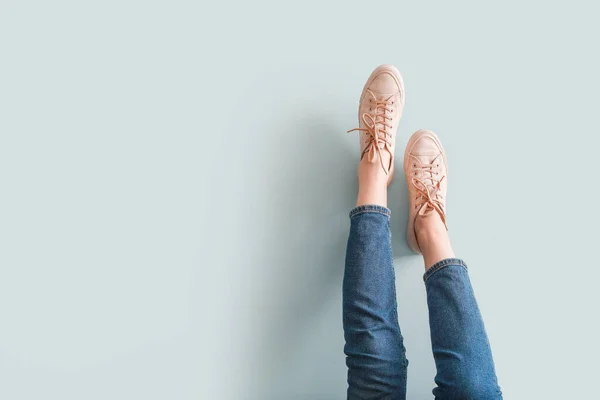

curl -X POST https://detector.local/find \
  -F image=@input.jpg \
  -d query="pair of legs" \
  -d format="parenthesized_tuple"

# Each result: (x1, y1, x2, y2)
(342, 66, 502, 399)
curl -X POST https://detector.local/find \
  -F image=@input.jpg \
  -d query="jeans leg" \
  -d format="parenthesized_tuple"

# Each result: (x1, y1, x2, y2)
(424, 258, 502, 400)
(343, 205, 407, 400)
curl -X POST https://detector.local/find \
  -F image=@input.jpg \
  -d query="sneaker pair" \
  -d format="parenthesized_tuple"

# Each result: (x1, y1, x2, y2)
(349, 64, 448, 254)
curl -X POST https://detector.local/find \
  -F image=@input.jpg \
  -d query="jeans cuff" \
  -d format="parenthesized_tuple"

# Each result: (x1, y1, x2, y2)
(349, 204, 391, 219)
(423, 258, 468, 282)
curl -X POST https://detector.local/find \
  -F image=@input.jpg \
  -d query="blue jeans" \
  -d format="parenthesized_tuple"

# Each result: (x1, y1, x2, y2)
(343, 205, 502, 399)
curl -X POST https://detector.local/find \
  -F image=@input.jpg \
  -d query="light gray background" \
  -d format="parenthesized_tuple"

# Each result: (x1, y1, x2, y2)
(1, 1, 599, 399)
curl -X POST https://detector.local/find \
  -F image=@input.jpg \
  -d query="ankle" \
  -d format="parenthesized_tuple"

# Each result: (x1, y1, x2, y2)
(356, 158, 389, 207)
(415, 215, 455, 270)
(358, 155, 390, 183)
(356, 182, 387, 207)
(415, 214, 447, 243)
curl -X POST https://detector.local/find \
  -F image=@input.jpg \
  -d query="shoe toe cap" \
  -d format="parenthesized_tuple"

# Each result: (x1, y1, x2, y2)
(412, 135, 442, 154)
(367, 65, 403, 95)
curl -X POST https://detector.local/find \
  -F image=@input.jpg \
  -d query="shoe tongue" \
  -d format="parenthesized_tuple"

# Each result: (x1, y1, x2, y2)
(420, 203, 437, 216)
(366, 90, 396, 101)
(411, 153, 439, 165)
(411, 153, 441, 187)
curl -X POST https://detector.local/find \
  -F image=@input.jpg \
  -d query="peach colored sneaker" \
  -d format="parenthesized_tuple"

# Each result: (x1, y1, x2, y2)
(404, 129, 448, 253)
(348, 64, 405, 184)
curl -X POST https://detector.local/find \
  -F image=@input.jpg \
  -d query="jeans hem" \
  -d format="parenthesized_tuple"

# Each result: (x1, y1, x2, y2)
(349, 204, 391, 219)
(423, 258, 468, 282)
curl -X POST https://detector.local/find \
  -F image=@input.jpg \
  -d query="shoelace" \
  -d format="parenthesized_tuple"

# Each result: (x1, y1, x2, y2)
(411, 161, 447, 229)
(347, 98, 394, 175)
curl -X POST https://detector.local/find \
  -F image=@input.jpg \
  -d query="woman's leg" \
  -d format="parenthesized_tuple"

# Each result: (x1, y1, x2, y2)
(343, 65, 407, 399)
(404, 130, 502, 399)
(419, 218, 502, 399)
(343, 205, 407, 399)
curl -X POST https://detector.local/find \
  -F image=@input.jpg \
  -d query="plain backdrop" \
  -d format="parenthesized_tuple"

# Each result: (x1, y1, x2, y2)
(1, 0, 599, 399)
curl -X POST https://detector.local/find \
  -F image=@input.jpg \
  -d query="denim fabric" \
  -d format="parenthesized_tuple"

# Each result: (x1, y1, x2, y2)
(343, 205, 407, 399)
(343, 205, 502, 400)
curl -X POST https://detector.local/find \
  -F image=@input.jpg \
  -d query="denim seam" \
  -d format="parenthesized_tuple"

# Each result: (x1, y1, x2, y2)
(350, 209, 390, 218)
(389, 232, 408, 388)
(423, 258, 468, 282)
(349, 205, 391, 219)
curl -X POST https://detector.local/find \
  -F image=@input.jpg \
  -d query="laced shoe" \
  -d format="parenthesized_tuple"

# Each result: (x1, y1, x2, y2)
(404, 129, 448, 253)
(348, 64, 405, 184)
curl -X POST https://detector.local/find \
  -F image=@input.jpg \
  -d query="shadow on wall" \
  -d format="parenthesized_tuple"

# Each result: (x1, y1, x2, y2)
(245, 113, 355, 399)
(245, 110, 417, 398)
(388, 153, 413, 259)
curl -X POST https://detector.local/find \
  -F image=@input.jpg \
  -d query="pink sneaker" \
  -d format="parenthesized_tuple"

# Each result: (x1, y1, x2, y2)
(348, 64, 405, 184)
(404, 129, 448, 253)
